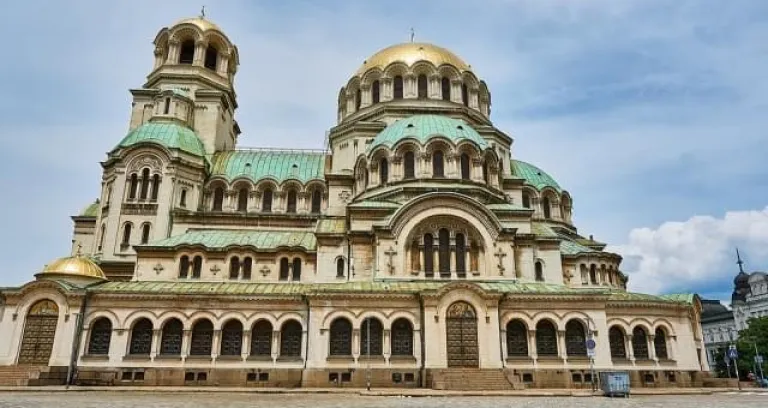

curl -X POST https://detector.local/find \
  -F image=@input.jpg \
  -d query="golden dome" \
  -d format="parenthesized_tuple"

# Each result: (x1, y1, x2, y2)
(39, 256, 106, 279)
(174, 16, 222, 32)
(355, 42, 471, 76)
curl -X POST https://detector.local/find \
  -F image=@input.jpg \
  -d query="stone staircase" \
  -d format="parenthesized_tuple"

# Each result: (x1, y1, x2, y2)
(431, 368, 525, 390)
(0, 365, 68, 386)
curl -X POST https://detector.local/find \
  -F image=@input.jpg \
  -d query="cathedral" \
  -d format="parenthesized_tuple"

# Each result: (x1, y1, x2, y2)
(0, 16, 709, 389)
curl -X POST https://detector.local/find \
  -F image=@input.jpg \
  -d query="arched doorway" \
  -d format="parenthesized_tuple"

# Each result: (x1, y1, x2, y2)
(18, 300, 59, 364)
(445, 301, 478, 367)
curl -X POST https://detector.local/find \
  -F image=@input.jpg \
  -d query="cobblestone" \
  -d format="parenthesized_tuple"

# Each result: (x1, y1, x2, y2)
(0, 392, 765, 408)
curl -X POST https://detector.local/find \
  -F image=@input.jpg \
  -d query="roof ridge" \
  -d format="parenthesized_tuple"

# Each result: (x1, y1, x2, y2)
(231, 147, 327, 154)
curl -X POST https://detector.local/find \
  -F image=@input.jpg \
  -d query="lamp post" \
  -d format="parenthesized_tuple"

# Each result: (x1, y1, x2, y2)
(585, 316, 597, 392)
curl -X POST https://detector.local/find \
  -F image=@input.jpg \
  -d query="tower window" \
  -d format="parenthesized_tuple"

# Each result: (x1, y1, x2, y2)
(242, 257, 252, 280)
(535, 261, 544, 282)
(379, 158, 389, 185)
(139, 168, 150, 200)
(432, 150, 444, 177)
(163, 98, 170, 115)
(140, 223, 151, 244)
(417, 74, 428, 99)
(336, 257, 345, 278)
(424, 234, 434, 277)
(179, 189, 187, 208)
(237, 188, 249, 212)
(212, 187, 224, 211)
(229, 256, 240, 279)
(204, 46, 218, 70)
(191, 256, 203, 279)
(438, 228, 450, 277)
(262, 188, 273, 212)
(121, 223, 132, 247)
(461, 84, 469, 106)
(179, 40, 195, 64)
(179, 256, 190, 278)
(403, 151, 415, 179)
(542, 197, 551, 219)
(441, 77, 451, 100)
(460, 153, 470, 180)
(286, 190, 297, 213)
(128, 174, 138, 200)
(372, 80, 380, 104)
(279, 257, 290, 281)
(292, 258, 302, 281)
(393, 75, 404, 99)
(522, 192, 530, 208)
(151, 175, 160, 201)
(311, 190, 322, 214)
(355, 89, 361, 111)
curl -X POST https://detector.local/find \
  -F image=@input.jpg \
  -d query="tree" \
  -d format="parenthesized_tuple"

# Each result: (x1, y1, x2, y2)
(732, 316, 768, 380)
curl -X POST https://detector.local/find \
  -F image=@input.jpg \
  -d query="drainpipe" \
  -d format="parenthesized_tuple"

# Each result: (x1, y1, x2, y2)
(300, 294, 311, 387)
(67, 288, 91, 387)
(418, 294, 426, 388)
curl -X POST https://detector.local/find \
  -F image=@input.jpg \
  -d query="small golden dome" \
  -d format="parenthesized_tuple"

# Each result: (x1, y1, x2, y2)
(174, 16, 222, 33)
(39, 256, 106, 279)
(355, 42, 471, 76)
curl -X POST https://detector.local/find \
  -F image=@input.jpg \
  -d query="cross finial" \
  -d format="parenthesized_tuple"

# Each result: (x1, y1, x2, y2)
(736, 248, 745, 273)
(200, 5, 206, 18)
(410, 27, 415, 43)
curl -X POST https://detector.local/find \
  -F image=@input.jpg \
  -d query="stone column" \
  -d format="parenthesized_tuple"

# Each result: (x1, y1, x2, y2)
(150, 329, 162, 358)
(272, 330, 281, 360)
(360, 84, 371, 108)
(242, 330, 252, 358)
(557, 330, 566, 358)
(352, 328, 361, 358)
(383, 329, 391, 362)
(218, 52, 230, 76)
(211, 329, 222, 359)
(451, 80, 462, 104)
(648, 334, 656, 360)
(182, 329, 192, 358)
(193, 40, 206, 66)
(528, 330, 537, 358)
(625, 334, 634, 360)
(166, 40, 179, 64)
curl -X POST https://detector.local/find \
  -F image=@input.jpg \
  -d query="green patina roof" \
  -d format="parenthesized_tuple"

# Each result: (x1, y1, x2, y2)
(116, 122, 206, 157)
(660, 293, 696, 304)
(531, 222, 559, 237)
(559, 238, 598, 256)
(141, 229, 317, 251)
(315, 218, 347, 235)
(348, 200, 402, 209)
(79, 200, 100, 217)
(367, 115, 489, 152)
(211, 150, 326, 183)
(86, 280, 693, 306)
(511, 159, 562, 192)
(486, 203, 529, 212)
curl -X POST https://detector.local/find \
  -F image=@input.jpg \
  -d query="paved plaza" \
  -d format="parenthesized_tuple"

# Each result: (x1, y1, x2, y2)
(0, 392, 766, 408)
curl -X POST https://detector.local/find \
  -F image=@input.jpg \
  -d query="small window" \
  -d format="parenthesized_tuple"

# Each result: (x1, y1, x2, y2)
(128, 174, 138, 200)
(286, 190, 297, 213)
(292, 258, 302, 281)
(237, 188, 248, 212)
(179, 40, 195, 64)
(441, 77, 451, 100)
(379, 158, 389, 185)
(461, 83, 469, 106)
(371, 80, 380, 104)
(403, 151, 415, 179)
(204, 46, 218, 70)
(393, 76, 403, 99)
(151, 175, 160, 200)
(279, 258, 290, 281)
(179, 256, 190, 278)
(242, 257, 252, 280)
(432, 151, 444, 177)
(140, 168, 150, 200)
(311, 190, 322, 214)
(180, 189, 187, 208)
(229, 257, 240, 280)
(460, 153, 470, 180)
(542, 197, 551, 219)
(336, 258, 345, 278)
(535, 261, 544, 282)
(355, 89, 361, 111)
(140, 223, 151, 244)
(262, 188, 273, 212)
(212, 187, 224, 211)
(121, 223, 132, 247)
(417, 74, 428, 99)
(192, 256, 203, 279)
(163, 98, 170, 114)
(522, 192, 530, 208)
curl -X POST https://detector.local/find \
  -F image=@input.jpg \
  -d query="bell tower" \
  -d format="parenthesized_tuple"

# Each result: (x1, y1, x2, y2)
(127, 14, 241, 154)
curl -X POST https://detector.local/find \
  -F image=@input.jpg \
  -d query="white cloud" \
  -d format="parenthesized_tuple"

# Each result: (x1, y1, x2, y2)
(609, 207, 768, 295)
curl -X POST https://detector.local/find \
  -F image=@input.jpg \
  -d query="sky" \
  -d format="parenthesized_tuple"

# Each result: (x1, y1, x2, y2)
(0, 0, 766, 303)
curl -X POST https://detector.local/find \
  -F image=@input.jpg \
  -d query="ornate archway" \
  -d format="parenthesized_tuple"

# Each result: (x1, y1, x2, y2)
(18, 300, 59, 365)
(445, 301, 479, 367)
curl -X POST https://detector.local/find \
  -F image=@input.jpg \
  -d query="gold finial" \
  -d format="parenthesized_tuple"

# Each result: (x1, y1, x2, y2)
(200, 5, 206, 18)
(410, 27, 415, 43)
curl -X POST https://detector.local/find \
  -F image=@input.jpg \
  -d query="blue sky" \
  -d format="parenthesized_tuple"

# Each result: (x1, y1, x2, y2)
(0, 0, 766, 303)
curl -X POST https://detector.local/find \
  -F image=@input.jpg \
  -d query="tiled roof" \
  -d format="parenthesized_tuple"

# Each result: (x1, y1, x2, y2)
(140, 229, 317, 251)
(659, 293, 696, 305)
(511, 159, 562, 192)
(79, 200, 100, 217)
(559, 238, 597, 255)
(486, 203, 529, 212)
(315, 218, 347, 235)
(367, 115, 489, 152)
(348, 200, 401, 209)
(210, 149, 326, 184)
(531, 222, 559, 237)
(116, 122, 206, 157)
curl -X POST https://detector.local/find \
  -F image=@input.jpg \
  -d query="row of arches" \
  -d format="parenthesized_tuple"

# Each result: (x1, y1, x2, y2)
(179, 255, 307, 281)
(327, 317, 414, 357)
(126, 168, 161, 202)
(206, 182, 325, 215)
(608, 326, 669, 360)
(579, 263, 622, 287)
(521, 189, 572, 224)
(117, 222, 152, 250)
(153, 22, 237, 78)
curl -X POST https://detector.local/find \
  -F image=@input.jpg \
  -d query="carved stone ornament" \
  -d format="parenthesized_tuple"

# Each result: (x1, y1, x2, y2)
(338, 190, 351, 203)
(128, 155, 162, 173)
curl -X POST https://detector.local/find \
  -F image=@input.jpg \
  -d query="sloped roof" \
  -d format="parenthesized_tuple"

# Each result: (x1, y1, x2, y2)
(210, 149, 326, 183)
(367, 115, 488, 152)
(139, 229, 317, 251)
(511, 159, 562, 192)
(116, 122, 206, 157)
(79, 200, 100, 217)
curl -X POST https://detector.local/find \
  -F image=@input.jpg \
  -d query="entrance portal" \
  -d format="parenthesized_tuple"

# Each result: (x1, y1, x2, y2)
(18, 300, 59, 365)
(445, 301, 479, 367)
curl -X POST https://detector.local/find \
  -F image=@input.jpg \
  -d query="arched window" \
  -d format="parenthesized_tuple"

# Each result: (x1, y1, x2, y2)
(192, 255, 202, 279)
(87, 318, 112, 355)
(178, 255, 190, 278)
(140, 168, 150, 200)
(379, 158, 389, 185)
(250, 320, 272, 356)
(403, 151, 415, 179)
(336, 257, 345, 278)
(163, 97, 170, 115)
(179, 40, 195, 64)
(262, 188, 273, 212)
(242, 257, 252, 280)
(654, 328, 668, 359)
(506, 320, 528, 357)
(417, 74, 428, 99)
(179, 189, 187, 208)
(128, 174, 138, 200)
(212, 187, 224, 211)
(280, 320, 303, 357)
(311, 190, 322, 214)
(292, 257, 302, 281)
(589, 264, 597, 284)
(441, 77, 451, 100)
(393, 75, 404, 99)
(482, 162, 489, 184)
(632, 327, 649, 359)
(140, 223, 151, 244)
(364, 169, 369, 187)
(355, 88, 361, 111)
(159, 318, 183, 355)
(461, 83, 469, 106)
(360, 318, 383, 356)
(535, 261, 544, 282)
(391, 318, 413, 356)
(460, 153, 470, 180)
(229, 256, 240, 280)
(371, 80, 380, 104)
(438, 228, 450, 277)
(565, 320, 587, 356)
(279, 257, 290, 281)
(190, 319, 214, 356)
(151, 174, 160, 200)
(432, 150, 444, 177)
(424, 234, 434, 277)
(237, 188, 248, 212)
(129, 318, 152, 355)
(536, 320, 558, 356)
(522, 192, 530, 208)
(455, 233, 466, 276)
(329, 318, 352, 356)
(609, 326, 626, 359)
(286, 190, 297, 213)
(542, 197, 551, 219)
(220, 320, 243, 356)
(204, 45, 218, 70)
(121, 223, 132, 247)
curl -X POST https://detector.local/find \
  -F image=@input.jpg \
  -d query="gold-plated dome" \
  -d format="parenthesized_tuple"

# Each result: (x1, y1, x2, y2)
(174, 16, 222, 32)
(39, 256, 106, 279)
(355, 42, 471, 76)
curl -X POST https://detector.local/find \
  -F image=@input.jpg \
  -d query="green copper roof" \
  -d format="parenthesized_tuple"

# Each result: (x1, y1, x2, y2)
(367, 115, 489, 152)
(116, 122, 206, 157)
(79, 200, 100, 217)
(141, 229, 316, 251)
(559, 238, 597, 256)
(511, 160, 562, 192)
(315, 218, 347, 235)
(348, 200, 401, 209)
(660, 293, 696, 304)
(211, 150, 326, 183)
